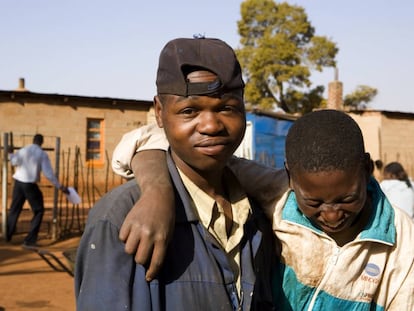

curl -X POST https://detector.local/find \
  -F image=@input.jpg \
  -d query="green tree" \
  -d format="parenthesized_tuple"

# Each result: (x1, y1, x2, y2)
(236, 0, 338, 113)
(344, 85, 378, 110)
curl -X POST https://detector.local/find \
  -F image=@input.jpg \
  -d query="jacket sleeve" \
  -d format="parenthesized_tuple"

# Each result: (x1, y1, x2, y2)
(111, 123, 169, 178)
(386, 209, 414, 310)
(75, 219, 138, 310)
(387, 262, 414, 310)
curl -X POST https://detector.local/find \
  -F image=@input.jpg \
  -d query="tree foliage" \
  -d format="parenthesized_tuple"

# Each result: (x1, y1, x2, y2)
(236, 0, 338, 114)
(344, 85, 378, 110)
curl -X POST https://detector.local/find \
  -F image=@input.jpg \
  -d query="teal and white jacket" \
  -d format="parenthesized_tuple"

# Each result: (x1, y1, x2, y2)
(272, 178, 414, 311)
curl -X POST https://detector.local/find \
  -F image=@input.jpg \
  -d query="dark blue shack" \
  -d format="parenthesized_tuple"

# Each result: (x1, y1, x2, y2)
(234, 110, 296, 169)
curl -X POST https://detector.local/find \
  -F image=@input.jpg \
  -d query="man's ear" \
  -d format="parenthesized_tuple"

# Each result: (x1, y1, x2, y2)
(154, 95, 164, 128)
(284, 161, 293, 188)
(364, 153, 374, 179)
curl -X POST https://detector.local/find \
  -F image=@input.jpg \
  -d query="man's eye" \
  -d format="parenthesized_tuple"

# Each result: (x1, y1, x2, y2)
(181, 108, 197, 115)
(221, 105, 242, 113)
(306, 201, 321, 208)
(341, 199, 357, 205)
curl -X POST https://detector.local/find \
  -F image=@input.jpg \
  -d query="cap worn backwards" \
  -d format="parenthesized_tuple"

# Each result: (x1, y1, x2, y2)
(156, 37, 244, 96)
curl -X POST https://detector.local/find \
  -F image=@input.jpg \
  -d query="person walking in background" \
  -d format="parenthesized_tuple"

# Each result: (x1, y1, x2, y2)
(380, 161, 414, 219)
(6, 134, 68, 246)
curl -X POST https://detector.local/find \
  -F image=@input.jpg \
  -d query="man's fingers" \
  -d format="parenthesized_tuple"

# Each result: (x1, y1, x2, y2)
(134, 239, 154, 266)
(145, 242, 167, 281)
(119, 221, 132, 241)
(124, 234, 141, 255)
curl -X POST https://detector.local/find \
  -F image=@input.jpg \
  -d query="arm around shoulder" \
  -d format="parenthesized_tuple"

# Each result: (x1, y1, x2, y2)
(228, 156, 289, 218)
(119, 149, 175, 281)
(112, 124, 169, 178)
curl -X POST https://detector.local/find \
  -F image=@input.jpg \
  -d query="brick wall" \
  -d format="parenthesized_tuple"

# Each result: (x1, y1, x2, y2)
(350, 111, 414, 180)
(0, 93, 152, 206)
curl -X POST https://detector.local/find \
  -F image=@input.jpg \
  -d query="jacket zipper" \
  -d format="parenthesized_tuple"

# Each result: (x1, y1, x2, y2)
(307, 245, 341, 310)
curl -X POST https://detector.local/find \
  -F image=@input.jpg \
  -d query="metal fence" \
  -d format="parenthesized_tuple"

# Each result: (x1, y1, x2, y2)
(0, 132, 126, 242)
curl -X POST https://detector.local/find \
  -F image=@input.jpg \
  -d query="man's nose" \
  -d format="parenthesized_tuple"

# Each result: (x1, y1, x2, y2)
(197, 112, 224, 134)
(320, 203, 343, 222)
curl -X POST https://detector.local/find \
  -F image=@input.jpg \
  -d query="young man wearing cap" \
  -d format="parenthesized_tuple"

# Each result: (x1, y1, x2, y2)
(75, 37, 277, 310)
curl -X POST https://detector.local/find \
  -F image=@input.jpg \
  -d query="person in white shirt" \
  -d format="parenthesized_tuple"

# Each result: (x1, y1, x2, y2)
(6, 134, 68, 246)
(380, 161, 414, 219)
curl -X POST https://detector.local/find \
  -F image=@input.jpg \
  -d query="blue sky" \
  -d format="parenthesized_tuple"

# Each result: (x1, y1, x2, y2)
(1, 0, 413, 113)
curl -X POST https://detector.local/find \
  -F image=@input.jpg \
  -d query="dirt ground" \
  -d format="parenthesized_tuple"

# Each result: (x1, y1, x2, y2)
(0, 233, 80, 311)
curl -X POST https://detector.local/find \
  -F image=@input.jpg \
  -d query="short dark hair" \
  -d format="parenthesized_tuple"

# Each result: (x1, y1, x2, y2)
(286, 110, 366, 174)
(33, 134, 44, 145)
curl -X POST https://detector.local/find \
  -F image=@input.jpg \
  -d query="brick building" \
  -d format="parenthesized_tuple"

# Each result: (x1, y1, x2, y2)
(326, 73, 414, 180)
(0, 79, 153, 238)
(350, 110, 414, 180)
(0, 78, 153, 187)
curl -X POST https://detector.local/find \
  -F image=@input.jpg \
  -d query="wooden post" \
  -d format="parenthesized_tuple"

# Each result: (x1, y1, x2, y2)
(2, 133, 9, 240)
(51, 137, 61, 241)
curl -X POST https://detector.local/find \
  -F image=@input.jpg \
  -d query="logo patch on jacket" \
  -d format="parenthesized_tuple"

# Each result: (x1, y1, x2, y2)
(360, 263, 381, 284)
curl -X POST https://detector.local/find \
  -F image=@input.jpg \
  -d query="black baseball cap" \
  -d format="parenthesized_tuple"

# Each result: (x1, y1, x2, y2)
(156, 37, 244, 96)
